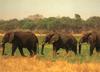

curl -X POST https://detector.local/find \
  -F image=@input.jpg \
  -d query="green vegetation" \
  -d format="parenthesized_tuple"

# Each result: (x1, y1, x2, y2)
(0, 14, 100, 33)
(0, 36, 100, 63)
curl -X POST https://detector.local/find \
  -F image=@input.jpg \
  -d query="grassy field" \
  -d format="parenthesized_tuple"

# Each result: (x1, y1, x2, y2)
(0, 36, 100, 72)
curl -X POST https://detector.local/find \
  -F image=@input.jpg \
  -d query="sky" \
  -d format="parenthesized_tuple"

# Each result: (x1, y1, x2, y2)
(0, 0, 100, 20)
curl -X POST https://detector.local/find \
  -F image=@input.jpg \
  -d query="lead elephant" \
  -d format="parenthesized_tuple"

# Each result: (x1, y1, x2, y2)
(2, 31, 39, 56)
(41, 32, 77, 56)
(79, 31, 100, 56)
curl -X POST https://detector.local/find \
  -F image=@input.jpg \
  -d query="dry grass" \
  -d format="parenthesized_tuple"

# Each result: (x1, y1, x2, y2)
(0, 56, 100, 72)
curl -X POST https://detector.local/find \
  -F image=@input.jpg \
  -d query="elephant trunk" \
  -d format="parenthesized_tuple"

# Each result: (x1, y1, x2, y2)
(79, 43, 82, 54)
(79, 39, 82, 54)
(41, 43, 45, 55)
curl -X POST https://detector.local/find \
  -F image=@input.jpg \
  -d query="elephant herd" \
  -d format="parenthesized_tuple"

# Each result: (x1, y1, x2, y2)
(1, 31, 100, 57)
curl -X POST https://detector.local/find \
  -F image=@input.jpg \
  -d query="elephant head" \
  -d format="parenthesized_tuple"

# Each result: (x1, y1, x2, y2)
(79, 32, 92, 43)
(79, 32, 93, 54)
(41, 33, 54, 55)
(41, 32, 61, 55)
(44, 33, 55, 43)
(2, 32, 14, 55)
(49, 33, 60, 44)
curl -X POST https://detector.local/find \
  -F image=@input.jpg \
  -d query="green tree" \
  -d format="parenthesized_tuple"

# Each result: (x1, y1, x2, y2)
(19, 19, 36, 30)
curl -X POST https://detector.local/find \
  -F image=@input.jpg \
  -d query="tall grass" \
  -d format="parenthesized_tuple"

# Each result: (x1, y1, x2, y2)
(0, 57, 100, 72)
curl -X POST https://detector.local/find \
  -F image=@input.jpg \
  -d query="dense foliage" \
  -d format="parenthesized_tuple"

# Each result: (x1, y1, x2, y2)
(0, 14, 100, 33)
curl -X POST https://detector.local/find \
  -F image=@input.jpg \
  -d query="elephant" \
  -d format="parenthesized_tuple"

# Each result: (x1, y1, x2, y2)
(79, 31, 100, 56)
(41, 32, 77, 56)
(2, 31, 39, 56)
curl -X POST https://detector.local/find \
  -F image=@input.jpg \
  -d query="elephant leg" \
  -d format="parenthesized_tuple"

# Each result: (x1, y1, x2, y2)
(53, 45, 57, 57)
(2, 43, 6, 55)
(12, 44, 17, 56)
(30, 44, 37, 55)
(90, 48, 94, 56)
(90, 45, 94, 56)
(79, 44, 81, 54)
(73, 48, 77, 55)
(56, 48, 60, 55)
(65, 45, 69, 55)
(65, 48, 69, 55)
(27, 47, 33, 56)
(33, 44, 37, 55)
(96, 47, 100, 52)
(74, 48, 77, 55)
(72, 45, 77, 55)
(18, 46, 25, 56)
(33, 48, 37, 55)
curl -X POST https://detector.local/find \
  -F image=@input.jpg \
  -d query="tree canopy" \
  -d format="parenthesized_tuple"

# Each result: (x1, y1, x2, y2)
(0, 14, 100, 33)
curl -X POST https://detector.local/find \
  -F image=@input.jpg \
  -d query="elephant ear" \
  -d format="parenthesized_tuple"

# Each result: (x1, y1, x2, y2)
(50, 34, 60, 43)
(81, 32, 92, 42)
(9, 32, 14, 43)
(88, 32, 97, 43)
(45, 33, 54, 43)
(85, 32, 92, 39)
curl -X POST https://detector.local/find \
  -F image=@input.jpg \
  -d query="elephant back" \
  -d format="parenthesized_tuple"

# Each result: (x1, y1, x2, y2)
(14, 31, 36, 45)
(61, 34, 75, 44)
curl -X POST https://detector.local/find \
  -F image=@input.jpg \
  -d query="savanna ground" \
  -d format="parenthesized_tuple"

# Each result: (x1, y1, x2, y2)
(0, 36, 100, 72)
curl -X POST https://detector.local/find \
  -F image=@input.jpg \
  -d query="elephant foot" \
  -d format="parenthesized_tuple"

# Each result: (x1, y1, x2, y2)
(22, 55, 27, 57)
(30, 55, 34, 57)
(74, 52, 77, 55)
(57, 52, 59, 55)
(90, 53, 93, 56)
(41, 53, 44, 55)
(30, 53, 35, 57)
(2, 53, 8, 55)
